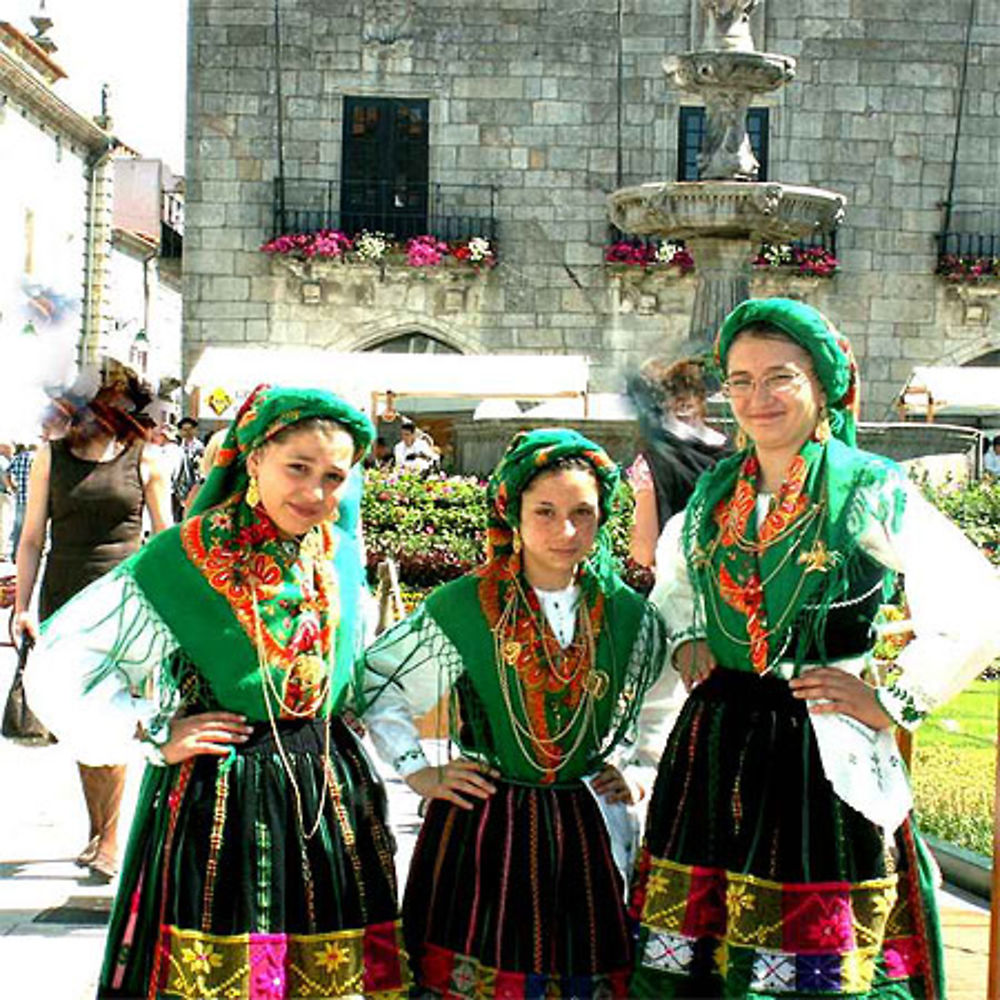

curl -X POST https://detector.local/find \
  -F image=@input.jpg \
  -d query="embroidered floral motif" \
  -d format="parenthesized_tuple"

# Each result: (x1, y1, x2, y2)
(181, 941, 224, 975)
(705, 454, 822, 674)
(180, 497, 338, 716)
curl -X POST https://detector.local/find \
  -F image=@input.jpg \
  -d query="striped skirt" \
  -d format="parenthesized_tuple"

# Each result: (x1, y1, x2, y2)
(98, 716, 409, 1000)
(403, 779, 632, 999)
(630, 668, 944, 999)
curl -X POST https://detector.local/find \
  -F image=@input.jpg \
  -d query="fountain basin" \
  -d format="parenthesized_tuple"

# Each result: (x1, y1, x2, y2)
(608, 181, 846, 244)
(665, 50, 795, 96)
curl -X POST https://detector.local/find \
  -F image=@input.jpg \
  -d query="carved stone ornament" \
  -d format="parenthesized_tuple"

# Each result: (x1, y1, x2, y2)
(363, 0, 415, 46)
(701, 0, 760, 52)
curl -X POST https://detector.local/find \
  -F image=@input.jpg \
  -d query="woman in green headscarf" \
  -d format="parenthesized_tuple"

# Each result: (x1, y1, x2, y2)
(630, 298, 1000, 998)
(361, 428, 668, 998)
(25, 385, 410, 999)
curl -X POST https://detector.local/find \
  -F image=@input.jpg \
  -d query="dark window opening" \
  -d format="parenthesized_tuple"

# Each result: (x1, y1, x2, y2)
(678, 106, 770, 182)
(341, 96, 429, 237)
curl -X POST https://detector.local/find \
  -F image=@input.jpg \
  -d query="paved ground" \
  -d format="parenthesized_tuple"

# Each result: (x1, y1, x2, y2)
(0, 636, 993, 999)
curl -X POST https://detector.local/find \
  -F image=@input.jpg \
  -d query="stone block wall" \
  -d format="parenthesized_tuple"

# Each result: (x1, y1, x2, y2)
(185, 0, 1000, 416)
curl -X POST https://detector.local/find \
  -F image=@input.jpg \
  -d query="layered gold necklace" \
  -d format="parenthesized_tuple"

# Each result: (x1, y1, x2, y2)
(490, 576, 609, 781)
(249, 534, 336, 842)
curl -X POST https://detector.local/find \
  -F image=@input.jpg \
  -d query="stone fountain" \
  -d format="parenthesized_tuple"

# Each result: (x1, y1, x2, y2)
(608, 0, 846, 346)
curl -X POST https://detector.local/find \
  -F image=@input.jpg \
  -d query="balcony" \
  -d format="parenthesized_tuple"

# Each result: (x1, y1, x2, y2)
(937, 206, 1000, 284)
(272, 178, 499, 245)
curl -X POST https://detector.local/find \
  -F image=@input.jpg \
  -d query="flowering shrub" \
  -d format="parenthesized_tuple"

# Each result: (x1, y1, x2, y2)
(918, 474, 1000, 567)
(355, 231, 391, 262)
(604, 240, 695, 274)
(753, 243, 839, 277)
(261, 229, 497, 271)
(936, 253, 1000, 283)
(406, 234, 449, 267)
(361, 468, 652, 599)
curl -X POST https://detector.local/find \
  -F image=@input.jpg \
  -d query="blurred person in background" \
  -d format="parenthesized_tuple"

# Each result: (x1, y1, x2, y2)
(13, 369, 171, 881)
(394, 418, 438, 474)
(171, 416, 205, 521)
(626, 358, 729, 569)
(984, 433, 1000, 477)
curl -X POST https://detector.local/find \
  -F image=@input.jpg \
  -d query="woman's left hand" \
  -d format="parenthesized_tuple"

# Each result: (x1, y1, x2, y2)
(789, 667, 893, 730)
(590, 764, 635, 805)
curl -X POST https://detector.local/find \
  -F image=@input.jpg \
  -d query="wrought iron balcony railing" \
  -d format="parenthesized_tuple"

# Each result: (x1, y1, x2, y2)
(272, 179, 499, 244)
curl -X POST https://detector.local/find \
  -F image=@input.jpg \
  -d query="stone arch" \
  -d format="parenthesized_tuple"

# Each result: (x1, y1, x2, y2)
(336, 316, 484, 356)
(937, 333, 1000, 367)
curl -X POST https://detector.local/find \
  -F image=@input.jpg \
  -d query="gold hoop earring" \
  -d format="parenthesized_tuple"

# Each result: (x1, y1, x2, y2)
(815, 406, 831, 445)
(734, 427, 748, 451)
(246, 475, 260, 508)
(512, 528, 522, 555)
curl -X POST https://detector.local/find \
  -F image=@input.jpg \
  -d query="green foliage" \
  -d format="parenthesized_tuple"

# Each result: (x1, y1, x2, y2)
(361, 469, 489, 587)
(918, 474, 1000, 566)
(361, 467, 653, 594)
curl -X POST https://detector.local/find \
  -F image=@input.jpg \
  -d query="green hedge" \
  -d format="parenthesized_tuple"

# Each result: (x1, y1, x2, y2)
(361, 468, 653, 594)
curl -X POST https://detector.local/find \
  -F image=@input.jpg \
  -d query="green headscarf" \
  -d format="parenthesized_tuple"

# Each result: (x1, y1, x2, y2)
(190, 384, 375, 516)
(716, 297, 860, 446)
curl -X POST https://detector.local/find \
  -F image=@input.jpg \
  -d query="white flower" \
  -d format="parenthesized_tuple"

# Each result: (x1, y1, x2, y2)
(467, 237, 493, 262)
(355, 231, 390, 261)
(654, 242, 679, 265)
(763, 243, 793, 266)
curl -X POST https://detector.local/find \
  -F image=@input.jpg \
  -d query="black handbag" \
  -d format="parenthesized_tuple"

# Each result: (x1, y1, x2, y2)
(2, 637, 57, 745)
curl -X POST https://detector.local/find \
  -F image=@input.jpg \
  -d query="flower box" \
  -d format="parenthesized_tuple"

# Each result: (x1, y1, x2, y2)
(937, 254, 1000, 285)
(752, 244, 839, 278)
(261, 229, 498, 277)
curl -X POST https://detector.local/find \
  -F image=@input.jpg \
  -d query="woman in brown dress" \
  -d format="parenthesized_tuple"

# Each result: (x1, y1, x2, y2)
(13, 372, 171, 881)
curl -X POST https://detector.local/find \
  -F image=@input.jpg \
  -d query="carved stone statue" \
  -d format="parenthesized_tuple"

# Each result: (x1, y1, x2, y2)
(701, 0, 759, 52)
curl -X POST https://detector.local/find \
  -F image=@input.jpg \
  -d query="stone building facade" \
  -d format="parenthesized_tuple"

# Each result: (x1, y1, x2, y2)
(185, 0, 1000, 415)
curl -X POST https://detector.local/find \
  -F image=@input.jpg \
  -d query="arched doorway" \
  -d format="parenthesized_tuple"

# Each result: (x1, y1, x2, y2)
(364, 332, 463, 469)
(964, 348, 1000, 367)
(363, 332, 461, 355)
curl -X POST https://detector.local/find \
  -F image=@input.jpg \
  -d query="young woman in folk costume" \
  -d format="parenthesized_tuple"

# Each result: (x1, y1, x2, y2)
(361, 429, 668, 999)
(630, 298, 1000, 999)
(25, 386, 409, 1000)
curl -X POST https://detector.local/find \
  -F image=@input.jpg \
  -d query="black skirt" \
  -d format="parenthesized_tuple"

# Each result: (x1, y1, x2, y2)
(99, 715, 409, 999)
(630, 667, 944, 998)
(404, 779, 632, 998)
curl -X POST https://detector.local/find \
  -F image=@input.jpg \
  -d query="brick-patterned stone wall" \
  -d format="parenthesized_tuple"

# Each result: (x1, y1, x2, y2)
(185, 0, 1000, 415)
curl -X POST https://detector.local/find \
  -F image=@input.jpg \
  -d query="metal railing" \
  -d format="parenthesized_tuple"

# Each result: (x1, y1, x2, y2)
(937, 206, 1000, 267)
(272, 179, 499, 243)
(606, 225, 838, 259)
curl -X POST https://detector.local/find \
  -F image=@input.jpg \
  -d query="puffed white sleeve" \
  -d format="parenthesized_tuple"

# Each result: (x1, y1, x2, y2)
(867, 482, 1000, 728)
(649, 511, 705, 662)
(23, 567, 181, 766)
(359, 606, 465, 777)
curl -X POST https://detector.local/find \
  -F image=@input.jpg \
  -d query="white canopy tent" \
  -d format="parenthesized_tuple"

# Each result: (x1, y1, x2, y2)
(185, 347, 591, 422)
(521, 393, 637, 421)
(897, 366, 1000, 421)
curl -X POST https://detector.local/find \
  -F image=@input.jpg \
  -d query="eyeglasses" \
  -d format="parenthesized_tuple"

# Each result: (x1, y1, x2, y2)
(721, 369, 812, 399)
